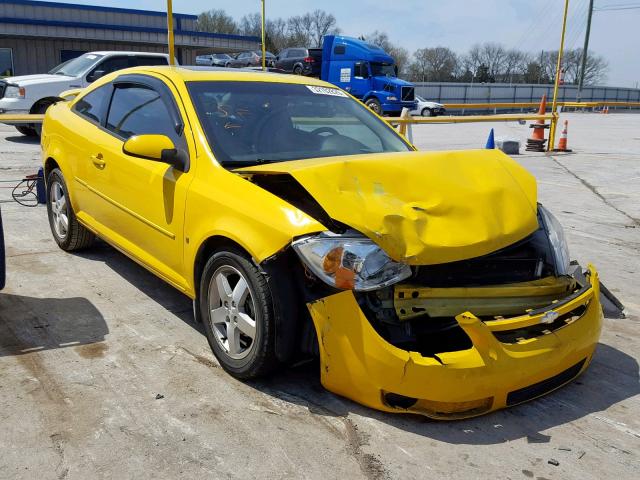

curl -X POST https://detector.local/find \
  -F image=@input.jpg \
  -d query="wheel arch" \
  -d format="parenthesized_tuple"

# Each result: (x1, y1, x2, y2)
(193, 234, 301, 363)
(30, 96, 64, 114)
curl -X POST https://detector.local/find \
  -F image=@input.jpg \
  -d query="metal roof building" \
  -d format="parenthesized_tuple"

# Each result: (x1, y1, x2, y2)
(0, 0, 260, 76)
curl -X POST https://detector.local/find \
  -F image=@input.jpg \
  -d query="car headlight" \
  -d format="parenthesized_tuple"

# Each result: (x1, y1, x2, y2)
(4, 85, 25, 99)
(539, 204, 571, 275)
(292, 232, 412, 291)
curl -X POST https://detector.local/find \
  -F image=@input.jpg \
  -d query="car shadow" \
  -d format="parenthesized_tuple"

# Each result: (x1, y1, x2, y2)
(248, 342, 639, 445)
(0, 293, 108, 356)
(74, 241, 201, 333)
(4, 135, 40, 145)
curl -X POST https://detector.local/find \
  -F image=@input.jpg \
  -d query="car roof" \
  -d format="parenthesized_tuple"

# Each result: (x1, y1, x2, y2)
(108, 65, 333, 87)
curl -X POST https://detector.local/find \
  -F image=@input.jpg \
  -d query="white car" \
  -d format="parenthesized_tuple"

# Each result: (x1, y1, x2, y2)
(0, 51, 171, 136)
(411, 95, 446, 117)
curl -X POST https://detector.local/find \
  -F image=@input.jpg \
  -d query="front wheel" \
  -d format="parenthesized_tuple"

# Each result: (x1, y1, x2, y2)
(199, 249, 279, 379)
(46, 168, 95, 251)
(32, 101, 54, 137)
(365, 98, 382, 115)
(421, 108, 433, 117)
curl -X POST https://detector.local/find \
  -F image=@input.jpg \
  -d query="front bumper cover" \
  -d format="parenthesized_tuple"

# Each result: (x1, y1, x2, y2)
(307, 265, 603, 419)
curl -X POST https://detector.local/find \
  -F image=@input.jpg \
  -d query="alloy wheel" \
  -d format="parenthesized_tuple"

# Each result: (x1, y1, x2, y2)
(50, 181, 69, 239)
(207, 265, 258, 360)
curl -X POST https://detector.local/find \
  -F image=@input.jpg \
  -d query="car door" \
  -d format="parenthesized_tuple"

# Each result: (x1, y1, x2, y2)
(82, 74, 195, 291)
(275, 49, 287, 70)
(65, 83, 115, 216)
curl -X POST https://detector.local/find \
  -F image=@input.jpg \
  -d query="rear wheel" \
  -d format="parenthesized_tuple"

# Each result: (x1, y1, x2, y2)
(15, 126, 38, 137)
(199, 249, 279, 379)
(365, 98, 382, 115)
(421, 108, 433, 117)
(46, 168, 95, 251)
(293, 65, 303, 75)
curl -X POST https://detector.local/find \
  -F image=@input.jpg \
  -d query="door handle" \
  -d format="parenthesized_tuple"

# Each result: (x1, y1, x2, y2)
(91, 153, 106, 168)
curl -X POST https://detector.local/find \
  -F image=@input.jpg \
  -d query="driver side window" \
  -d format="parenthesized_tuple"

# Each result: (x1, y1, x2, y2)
(105, 84, 181, 146)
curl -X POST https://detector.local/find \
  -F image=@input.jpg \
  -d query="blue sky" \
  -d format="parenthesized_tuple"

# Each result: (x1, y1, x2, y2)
(46, 1, 639, 87)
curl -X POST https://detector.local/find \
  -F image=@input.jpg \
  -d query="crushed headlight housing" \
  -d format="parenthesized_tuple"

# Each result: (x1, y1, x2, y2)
(292, 232, 412, 291)
(539, 204, 571, 275)
(4, 85, 25, 99)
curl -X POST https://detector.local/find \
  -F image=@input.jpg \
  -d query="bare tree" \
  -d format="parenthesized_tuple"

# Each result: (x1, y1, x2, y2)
(288, 10, 338, 47)
(408, 47, 458, 82)
(562, 49, 608, 85)
(309, 10, 339, 47)
(287, 13, 314, 47)
(238, 13, 262, 38)
(500, 49, 530, 83)
(197, 9, 238, 35)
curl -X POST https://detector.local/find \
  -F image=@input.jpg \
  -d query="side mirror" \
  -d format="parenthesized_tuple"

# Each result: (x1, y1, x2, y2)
(87, 70, 105, 83)
(123, 134, 188, 172)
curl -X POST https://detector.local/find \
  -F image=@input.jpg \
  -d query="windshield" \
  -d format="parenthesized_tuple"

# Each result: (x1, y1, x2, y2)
(49, 53, 103, 77)
(370, 62, 396, 77)
(214, 54, 231, 59)
(188, 81, 411, 167)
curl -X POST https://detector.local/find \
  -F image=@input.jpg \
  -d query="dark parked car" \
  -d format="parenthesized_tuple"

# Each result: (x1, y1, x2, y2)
(275, 48, 321, 76)
(228, 51, 276, 68)
(195, 53, 234, 67)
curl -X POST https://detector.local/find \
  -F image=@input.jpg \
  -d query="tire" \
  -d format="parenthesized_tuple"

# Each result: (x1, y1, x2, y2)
(0, 207, 5, 290)
(15, 126, 38, 137)
(32, 101, 53, 137)
(293, 65, 303, 75)
(46, 168, 95, 251)
(198, 249, 279, 379)
(421, 108, 433, 117)
(365, 98, 382, 115)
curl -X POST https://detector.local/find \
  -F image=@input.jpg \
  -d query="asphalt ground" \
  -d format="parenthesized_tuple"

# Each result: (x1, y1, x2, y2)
(0, 112, 638, 479)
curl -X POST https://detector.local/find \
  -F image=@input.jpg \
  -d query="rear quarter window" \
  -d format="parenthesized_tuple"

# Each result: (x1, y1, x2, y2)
(72, 84, 112, 124)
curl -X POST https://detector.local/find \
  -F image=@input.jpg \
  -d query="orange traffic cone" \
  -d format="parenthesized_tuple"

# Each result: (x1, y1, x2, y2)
(526, 95, 550, 152)
(554, 120, 571, 152)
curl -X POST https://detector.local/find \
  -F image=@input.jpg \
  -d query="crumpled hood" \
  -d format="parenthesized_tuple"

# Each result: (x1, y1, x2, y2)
(238, 150, 538, 265)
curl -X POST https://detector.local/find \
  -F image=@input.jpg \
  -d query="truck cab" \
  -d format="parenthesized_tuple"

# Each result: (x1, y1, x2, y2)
(319, 35, 416, 115)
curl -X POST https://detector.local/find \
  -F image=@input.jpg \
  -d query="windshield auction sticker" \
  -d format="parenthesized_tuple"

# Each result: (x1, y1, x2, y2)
(306, 86, 348, 97)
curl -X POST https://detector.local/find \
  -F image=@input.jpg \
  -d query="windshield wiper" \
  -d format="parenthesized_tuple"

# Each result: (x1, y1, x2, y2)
(223, 158, 277, 168)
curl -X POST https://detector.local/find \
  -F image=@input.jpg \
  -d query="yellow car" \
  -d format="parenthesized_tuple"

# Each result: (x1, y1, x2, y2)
(41, 66, 603, 419)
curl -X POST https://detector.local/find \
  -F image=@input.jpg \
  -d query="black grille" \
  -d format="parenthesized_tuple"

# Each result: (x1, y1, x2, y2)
(0, 81, 6, 99)
(506, 358, 586, 406)
(401, 86, 415, 101)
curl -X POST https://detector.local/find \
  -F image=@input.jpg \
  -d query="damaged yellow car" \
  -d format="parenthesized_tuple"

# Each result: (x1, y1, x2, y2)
(41, 66, 603, 419)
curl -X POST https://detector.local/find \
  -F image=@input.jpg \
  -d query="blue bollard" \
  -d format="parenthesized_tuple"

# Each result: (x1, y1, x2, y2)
(36, 167, 46, 204)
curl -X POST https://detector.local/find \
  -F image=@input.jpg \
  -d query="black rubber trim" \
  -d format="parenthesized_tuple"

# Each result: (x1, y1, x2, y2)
(506, 358, 586, 406)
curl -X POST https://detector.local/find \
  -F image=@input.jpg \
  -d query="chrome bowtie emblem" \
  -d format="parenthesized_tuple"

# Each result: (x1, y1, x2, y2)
(540, 311, 559, 324)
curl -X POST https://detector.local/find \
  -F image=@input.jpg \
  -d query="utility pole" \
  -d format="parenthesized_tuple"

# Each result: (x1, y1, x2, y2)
(538, 50, 544, 84)
(261, 0, 266, 70)
(577, 0, 594, 102)
(166, 0, 175, 65)
(548, 0, 569, 152)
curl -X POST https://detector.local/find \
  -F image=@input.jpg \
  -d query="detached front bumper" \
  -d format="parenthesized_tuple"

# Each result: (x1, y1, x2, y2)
(307, 265, 603, 419)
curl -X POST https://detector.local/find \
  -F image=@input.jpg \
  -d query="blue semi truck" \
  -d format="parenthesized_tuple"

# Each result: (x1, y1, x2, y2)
(307, 35, 417, 116)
